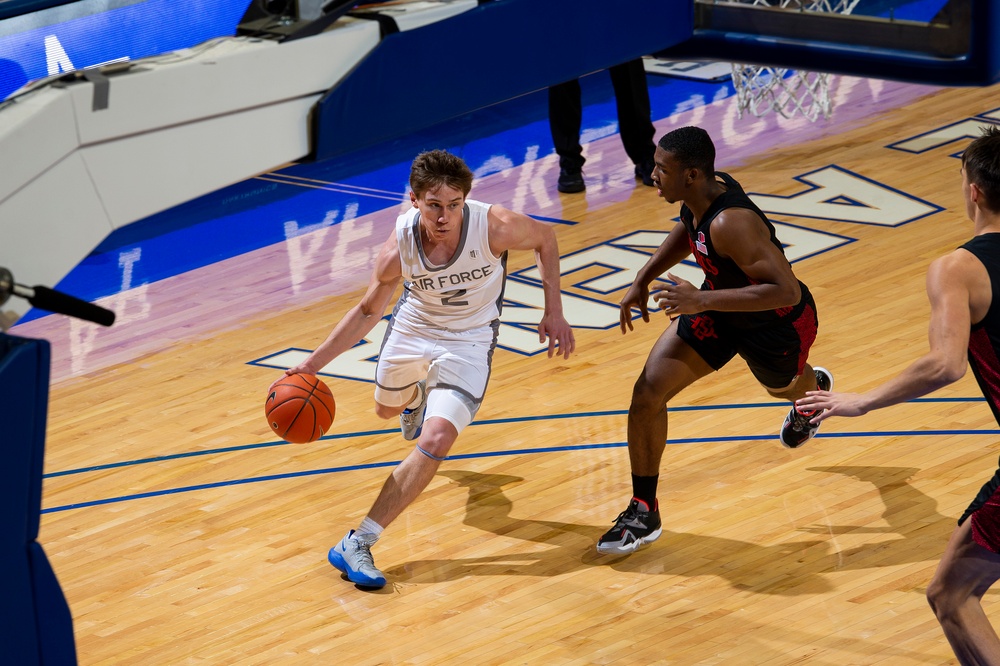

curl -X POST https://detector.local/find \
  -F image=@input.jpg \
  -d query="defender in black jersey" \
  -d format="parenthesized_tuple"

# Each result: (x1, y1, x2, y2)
(798, 126, 1000, 664)
(597, 126, 832, 556)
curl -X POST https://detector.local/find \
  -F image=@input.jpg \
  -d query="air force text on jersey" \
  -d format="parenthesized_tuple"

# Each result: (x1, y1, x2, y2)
(410, 265, 495, 291)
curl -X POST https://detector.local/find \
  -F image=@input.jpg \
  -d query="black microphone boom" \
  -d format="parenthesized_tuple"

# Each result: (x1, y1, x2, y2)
(25, 285, 116, 327)
(0, 267, 116, 327)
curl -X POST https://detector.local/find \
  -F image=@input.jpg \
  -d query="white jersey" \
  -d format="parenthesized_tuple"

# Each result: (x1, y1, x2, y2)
(392, 199, 506, 332)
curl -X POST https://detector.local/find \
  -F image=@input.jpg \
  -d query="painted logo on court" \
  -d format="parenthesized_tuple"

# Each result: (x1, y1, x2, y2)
(252, 166, 940, 382)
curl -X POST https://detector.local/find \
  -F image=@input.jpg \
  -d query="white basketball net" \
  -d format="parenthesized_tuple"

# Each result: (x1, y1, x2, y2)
(730, 0, 861, 121)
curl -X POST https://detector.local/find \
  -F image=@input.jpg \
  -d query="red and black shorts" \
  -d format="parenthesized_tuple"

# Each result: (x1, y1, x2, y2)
(959, 464, 1000, 553)
(675, 292, 818, 390)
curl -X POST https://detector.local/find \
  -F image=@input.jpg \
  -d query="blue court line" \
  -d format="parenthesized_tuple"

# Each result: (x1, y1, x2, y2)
(41, 460, 399, 514)
(910, 397, 985, 402)
(44, 398, 990, 479)
(36, 406, 715, 478)
(529, 214, 577, 226)
(42, 427, 1000, 514)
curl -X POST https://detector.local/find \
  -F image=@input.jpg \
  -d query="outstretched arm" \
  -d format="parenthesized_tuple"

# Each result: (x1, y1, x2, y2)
(796, 251, 977, 424)
(280, 232, 403, 380)
(488, 205, 575, 359)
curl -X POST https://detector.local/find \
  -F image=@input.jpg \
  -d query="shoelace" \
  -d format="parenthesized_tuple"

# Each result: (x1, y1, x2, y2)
(612, 504, 640, 526)
(790, 409, 815, 433)
(353, 539, 377, 569)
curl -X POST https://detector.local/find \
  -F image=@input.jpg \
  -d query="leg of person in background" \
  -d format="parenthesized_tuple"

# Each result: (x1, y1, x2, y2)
(548, 79, 586, 193)
(608, 58, 657, 187)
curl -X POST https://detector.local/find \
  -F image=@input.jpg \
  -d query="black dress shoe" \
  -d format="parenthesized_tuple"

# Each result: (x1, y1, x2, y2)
(557, 168, 585, 193)
(635, 160, 655, 187)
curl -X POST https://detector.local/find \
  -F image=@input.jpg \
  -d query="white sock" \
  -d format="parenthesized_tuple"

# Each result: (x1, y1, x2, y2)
(356, 516, 384, 540)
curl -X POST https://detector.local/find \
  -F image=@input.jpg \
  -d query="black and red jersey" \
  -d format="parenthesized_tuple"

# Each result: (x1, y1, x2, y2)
(677, 171, 811, 329)
(962, 233, 1000, 426)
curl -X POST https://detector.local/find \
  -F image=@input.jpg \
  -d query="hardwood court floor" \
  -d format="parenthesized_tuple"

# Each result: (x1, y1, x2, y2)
(13, 76, 1000, 664)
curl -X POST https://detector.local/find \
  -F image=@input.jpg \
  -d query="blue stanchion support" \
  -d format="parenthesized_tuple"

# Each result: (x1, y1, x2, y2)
(0, 333, 77, 665)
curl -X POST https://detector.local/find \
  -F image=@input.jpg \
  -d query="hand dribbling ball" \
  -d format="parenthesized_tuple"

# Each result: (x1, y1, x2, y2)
(265, 373, 336, 443)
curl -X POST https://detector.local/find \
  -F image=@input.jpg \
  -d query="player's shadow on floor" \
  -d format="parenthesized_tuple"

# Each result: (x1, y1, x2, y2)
(384, 467, 953, 594)
(804, 465, 951, 534)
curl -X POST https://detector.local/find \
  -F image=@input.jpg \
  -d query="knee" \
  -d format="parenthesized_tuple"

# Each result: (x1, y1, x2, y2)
(926, 578, 960, 622)
(416, 422, 457, 459)
(630, 374, 667, 414)
(926, 579, 944, 616)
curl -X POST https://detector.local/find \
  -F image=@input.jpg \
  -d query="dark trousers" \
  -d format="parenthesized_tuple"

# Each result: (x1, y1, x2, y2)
(548, 58, 656, 172)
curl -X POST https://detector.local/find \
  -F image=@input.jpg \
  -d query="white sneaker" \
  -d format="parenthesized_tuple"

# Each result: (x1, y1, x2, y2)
(328, 530, 386, 588)
(400, 380, 427, 441)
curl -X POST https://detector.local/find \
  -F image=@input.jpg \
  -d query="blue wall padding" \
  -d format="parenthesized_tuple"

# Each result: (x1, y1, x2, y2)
(313, 0, 694, 161)
(30, 542, 77, 665)
(0, 334, 77, 665)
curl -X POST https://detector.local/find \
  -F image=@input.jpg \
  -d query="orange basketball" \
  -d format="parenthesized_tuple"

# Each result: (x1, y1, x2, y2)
(265, 373, 336, 443)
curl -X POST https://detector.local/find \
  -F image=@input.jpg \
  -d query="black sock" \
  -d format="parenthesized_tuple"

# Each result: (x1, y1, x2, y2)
(631, 474, 658, 508)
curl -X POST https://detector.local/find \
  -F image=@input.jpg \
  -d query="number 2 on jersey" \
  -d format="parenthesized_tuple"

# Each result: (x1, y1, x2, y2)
(441, 289, 468, 306)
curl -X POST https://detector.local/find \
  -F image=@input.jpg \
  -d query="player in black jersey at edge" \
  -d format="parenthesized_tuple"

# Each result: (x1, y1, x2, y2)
(597, 126, 833, 556)
(798, 126, 1000, 665)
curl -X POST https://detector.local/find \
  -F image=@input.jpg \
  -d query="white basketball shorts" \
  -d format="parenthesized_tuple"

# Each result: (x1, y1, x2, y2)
(374, 319, 499, 433)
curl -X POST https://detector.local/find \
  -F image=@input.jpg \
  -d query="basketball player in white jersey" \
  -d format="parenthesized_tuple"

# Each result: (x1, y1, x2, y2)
(278, 150, 575, 589)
